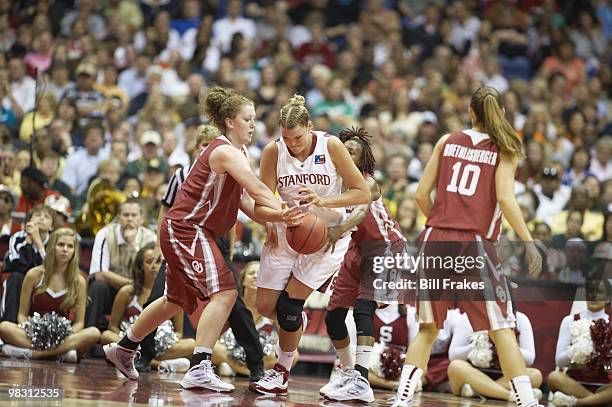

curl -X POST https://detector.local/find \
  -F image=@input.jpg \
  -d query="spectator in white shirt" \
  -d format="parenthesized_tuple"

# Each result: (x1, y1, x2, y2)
(589, 136, 612, 182)
(2, 57, 35, 118)
(533, 166, 571, 225)
(212, 0, 256, 53)
(448, 1, 481, 55)
(61, 121, 107, 197)
(117, 54, 150, 101)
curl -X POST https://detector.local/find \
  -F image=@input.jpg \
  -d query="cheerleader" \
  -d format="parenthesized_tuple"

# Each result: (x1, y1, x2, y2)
(0, 228, 100, 361)
(447, 310, 542, 401)
(100, 243, 195, 370)
(548, 278, 612, 406)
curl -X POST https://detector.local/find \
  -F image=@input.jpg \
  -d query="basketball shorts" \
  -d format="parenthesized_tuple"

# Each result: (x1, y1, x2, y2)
(327, 237, 407, 311)
(414, 227, 515, 332)
(257, 222, 351, 291)
(160, 220, 236, 315)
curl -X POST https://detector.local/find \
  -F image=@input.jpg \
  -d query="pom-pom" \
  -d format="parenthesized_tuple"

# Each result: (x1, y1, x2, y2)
(221, 328, 278, 363)
(467, 331, 493, 368)
(21, 312, 72, 350)
(119, 316, 178, 357)
(154, 320, 178, 357)
(380, 345, 405, 380)
(588, 319, 611, 372)
(370, 342, 385, 378)
(569, 319, 594, 365)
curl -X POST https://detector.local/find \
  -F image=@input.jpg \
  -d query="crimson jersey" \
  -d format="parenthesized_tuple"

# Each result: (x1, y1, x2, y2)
(31, 288, 73, 320)
(166, 136, 244, 238)
(374, 306, 409, 348)
(352, 176, 405, 244)
(427, 129, 502, 240)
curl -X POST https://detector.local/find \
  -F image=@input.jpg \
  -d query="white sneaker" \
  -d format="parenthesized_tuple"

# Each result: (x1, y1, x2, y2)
(59, 350, 78, 363)
(158, 358, 190, 374)
(103, 343, 139, 380)
(325, 370, 375, 403)
(391, 366, 423, 407)
(249, 363, 289, 396)
(552, 391, 577, 406)
(319, 367, 354, 397)
(180, 360, 234, 392)
(461, 383, 475, 398)
(2, 344, 32, 359)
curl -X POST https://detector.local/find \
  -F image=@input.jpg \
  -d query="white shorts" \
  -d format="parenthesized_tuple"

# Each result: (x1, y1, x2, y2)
(257, 222, 352, 291)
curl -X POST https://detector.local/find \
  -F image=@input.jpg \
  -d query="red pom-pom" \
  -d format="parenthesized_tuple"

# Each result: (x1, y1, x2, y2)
(380, 345, 406, 380)
(589, 319, 612, 373)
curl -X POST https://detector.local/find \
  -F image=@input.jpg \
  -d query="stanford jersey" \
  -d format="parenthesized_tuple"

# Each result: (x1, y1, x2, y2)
(166, 136, 244, 238)
(374, 306, 410, 348)
(30, 280, 73, 320)
(427, 129, 502, 240)
(276, 131, 345, 226)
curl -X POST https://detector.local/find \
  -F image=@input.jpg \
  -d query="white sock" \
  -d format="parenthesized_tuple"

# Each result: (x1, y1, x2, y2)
(193, 346, 213, 354)
(336, 345, 354, 369)
(510, 375, 537, 407)
(126, 328, 143, 342)
(396, 364, 423, 402)
(355, 345, 372, 369)
(277, 347, 296, 371)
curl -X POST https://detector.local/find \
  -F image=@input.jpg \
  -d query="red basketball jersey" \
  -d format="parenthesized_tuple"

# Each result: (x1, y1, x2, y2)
(427, 130, 502, 240)
(166, 136, 244, 238)
(374, 306, 409, 348)
(353, 176, 405, 244)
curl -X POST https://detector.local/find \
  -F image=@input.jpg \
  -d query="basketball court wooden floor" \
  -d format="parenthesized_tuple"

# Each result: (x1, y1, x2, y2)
(0, 358, 518, 406)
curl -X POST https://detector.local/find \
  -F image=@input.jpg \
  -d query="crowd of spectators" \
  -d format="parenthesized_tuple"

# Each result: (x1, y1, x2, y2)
(0, 0, 611, 323)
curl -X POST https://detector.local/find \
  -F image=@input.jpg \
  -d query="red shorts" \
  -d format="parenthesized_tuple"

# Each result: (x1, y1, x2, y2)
(327, 239, 361, 311)
(425, 353, 450, 391)
(160, 220, 236, 315)
(414, 227, 514, 332)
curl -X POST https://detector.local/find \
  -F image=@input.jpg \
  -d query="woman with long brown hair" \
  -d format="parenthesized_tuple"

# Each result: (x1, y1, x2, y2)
(391, 87, 542, 407)
(0, 228, 100, 361)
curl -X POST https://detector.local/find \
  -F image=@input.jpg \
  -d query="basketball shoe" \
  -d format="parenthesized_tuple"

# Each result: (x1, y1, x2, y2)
(103, 343, 139, 380)
(249, 363, 290, 395)
(324, 369, 375, 403)
(180, 360, 235, 392)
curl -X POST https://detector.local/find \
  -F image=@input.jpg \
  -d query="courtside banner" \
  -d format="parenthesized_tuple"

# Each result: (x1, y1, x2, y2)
(355, 240, 610, 303)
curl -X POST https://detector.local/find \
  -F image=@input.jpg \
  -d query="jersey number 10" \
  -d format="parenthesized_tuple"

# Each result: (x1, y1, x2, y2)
(446, 162, 481, 196)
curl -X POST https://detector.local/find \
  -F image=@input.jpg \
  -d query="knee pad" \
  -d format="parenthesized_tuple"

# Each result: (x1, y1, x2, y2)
(325, 307, 349, 341)
(353, 299, 377, 337)
(276, 291, 305, 332)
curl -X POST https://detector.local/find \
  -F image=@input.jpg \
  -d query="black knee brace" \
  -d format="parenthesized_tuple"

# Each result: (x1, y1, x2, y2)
(276, 291, 305, 332)
(325, 307, 349, 341)
(353, 299, 377, 337)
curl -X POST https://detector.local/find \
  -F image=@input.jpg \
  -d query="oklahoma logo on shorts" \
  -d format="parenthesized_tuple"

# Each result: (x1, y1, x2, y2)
(191, 260, 204, 274)
(314, 154, 326, 164)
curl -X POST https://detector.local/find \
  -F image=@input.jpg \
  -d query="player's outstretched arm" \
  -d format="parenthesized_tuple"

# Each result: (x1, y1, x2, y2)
(212, 144, 302, 224)
(416, 134, 449, 217)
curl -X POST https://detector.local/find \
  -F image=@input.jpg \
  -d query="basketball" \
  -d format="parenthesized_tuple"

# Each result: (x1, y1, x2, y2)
(286, 213, 328, 254)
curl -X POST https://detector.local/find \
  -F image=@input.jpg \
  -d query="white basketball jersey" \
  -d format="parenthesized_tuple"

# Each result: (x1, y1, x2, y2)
(276, 131, 345, 226)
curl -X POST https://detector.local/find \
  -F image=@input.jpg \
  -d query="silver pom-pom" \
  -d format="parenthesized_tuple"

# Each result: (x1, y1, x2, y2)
(119, 316, 178, 357)
(21, 312, 72, 350)
(154, 320, 178, 357)
(221, 328, 278, 363)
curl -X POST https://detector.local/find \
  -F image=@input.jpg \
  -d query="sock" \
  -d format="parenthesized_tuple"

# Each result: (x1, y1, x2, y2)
(118, 328, 142, 351)
(510, 375, 537, 407)
(355, 345, 373, 379)
(277, 347, 296, 372)
(396, 364, 423, 402)
(336, 345, 354, 370)
(190, 346, 213, 367)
